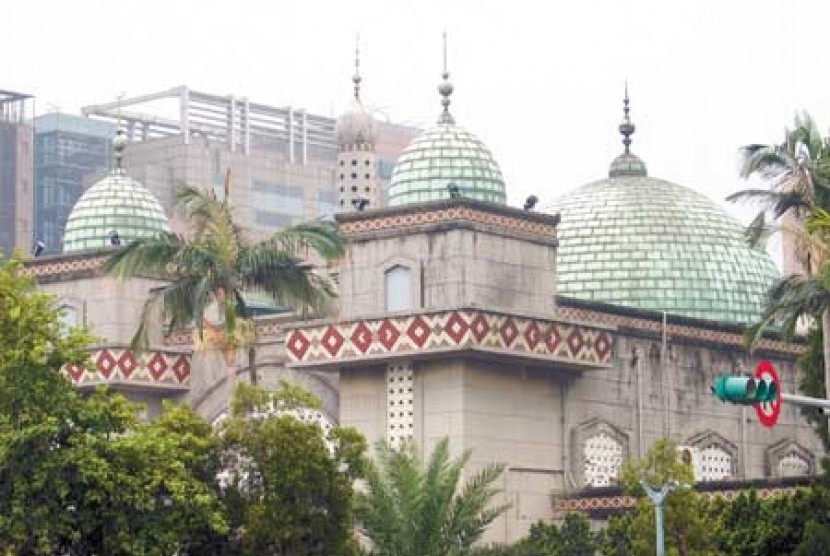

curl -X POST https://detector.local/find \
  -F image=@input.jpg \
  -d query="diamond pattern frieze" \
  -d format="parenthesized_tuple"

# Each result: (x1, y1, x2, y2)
(286, 309, 614, 368)
(62, 348, 191, 389)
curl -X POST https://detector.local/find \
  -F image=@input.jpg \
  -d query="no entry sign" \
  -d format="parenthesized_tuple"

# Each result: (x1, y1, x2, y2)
(754, 360, 782, 428)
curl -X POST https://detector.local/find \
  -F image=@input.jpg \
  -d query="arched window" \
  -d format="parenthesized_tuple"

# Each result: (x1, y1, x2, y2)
(385, 266, 412, 312)
(778, 452, 810, 477)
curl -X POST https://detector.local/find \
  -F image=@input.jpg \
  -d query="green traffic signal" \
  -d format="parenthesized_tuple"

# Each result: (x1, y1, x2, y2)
(711, 375, 778, 405)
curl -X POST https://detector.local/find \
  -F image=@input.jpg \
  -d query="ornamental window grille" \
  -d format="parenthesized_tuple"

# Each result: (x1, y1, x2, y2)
(695, 444, 732, 482)
(583, 432, 623, 487)
(386, 362, 414, 449)
(778, 452, 810, 477)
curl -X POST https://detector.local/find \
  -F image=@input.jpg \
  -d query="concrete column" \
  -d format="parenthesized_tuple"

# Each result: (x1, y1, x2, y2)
(288, 107, 295, 163)
(180, 86, 190, 144)
(243, 97, 250, 155)
(302, 110, 308, 165)
(228, 95, 237, 153)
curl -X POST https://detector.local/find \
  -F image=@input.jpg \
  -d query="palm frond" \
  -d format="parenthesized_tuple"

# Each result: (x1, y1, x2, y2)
(102, 232, 184, 279)
(746, 275, 830, 351)
(237, 244, 336, 312)
(268, 220, 345, 260)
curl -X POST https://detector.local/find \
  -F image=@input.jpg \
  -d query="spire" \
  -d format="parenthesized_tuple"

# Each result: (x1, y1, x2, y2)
(619, 82, 635, 153)
(438, 31, 455, 124)
(353, 33, 362, 100)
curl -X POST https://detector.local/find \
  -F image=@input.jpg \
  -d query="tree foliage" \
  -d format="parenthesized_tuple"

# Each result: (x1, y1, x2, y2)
(0, 256, 225, 555)
(356, 438, 508, 556)
(213, 382, 367, 556)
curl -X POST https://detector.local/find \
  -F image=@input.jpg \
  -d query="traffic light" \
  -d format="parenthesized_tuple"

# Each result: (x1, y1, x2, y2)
(711, 375, 778, 405)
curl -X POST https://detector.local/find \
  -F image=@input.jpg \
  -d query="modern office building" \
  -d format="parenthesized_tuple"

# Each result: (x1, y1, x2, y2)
(81, 86, 417, 236)
(0, 90, 34, 258)
(34, 114, 114, 254)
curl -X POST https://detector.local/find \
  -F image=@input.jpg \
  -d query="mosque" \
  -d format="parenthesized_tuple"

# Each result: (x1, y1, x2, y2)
(22, 48, 823, 542)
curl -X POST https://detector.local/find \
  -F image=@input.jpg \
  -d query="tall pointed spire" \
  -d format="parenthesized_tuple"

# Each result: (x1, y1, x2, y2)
(438, 31, 455, 124)
(353, 33, 362, 100)
(619, 82, 635, 153)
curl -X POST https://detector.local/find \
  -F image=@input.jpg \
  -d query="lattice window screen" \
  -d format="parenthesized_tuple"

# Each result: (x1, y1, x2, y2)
(778, 452, 810, 477)
(583, 432, 623, 487)
(386, 362, 414, 449)
(696, 444, 732, 482)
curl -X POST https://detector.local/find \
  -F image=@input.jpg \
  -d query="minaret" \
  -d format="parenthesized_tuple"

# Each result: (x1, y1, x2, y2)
(335, 36, 379, 211)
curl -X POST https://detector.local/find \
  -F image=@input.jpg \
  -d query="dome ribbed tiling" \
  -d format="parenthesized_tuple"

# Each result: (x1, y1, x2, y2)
(546, 176, 779, 325)
(387, 123, 506, 206)
(63, 173, 169, 252)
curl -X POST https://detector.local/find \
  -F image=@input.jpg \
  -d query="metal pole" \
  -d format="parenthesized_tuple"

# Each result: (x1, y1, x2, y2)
(655, 498, 665, 556)
(781, 392, 830, 410)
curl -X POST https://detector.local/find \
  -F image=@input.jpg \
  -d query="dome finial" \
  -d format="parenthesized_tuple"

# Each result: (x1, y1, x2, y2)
(608, 82, 648, 178)
(438, 30, 455, 124)
(112, 127, 127, 174)
(353, 33, 362, 100)
(619, 81, 635, 153)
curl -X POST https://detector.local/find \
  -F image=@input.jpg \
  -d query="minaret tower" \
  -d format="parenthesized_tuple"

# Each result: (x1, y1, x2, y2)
(335, 36, 379, 210)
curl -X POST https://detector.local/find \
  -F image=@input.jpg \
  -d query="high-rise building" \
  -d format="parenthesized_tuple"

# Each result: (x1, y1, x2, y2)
(81, 86, 417, 236)
(34, 113, 114, 254)
(0, 90, 34, 257)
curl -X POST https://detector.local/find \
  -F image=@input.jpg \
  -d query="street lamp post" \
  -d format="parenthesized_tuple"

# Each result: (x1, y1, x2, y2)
(640, 479, 689, 556)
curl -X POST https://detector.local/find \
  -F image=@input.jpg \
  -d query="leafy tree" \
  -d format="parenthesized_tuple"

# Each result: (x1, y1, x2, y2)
(356, 438, 508, 556)
(515, 513, 597, 556)
(619, 439, 719, 556)
(104, 180, 344, 385)
(0, 256, 225, 555)
(214, 382, 366, 556)
(597, 512, 634, 556)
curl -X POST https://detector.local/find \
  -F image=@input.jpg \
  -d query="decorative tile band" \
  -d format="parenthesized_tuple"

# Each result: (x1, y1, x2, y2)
(556, 305, 801, 355)
(63, 347, 191, 389)
(555, 486, 800, 516)
(22, 255, 107, 279)
(285, 309, 613, 368)
(340, 206, 558, 239)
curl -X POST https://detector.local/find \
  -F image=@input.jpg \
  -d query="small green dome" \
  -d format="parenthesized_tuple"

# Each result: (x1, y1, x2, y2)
(547, 176, 779, 324)
(63, 172, 169, 252)
(387, 123, 506, 206)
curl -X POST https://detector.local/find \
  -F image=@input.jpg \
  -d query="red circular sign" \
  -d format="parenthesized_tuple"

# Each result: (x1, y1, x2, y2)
(754, 360, 782, 428)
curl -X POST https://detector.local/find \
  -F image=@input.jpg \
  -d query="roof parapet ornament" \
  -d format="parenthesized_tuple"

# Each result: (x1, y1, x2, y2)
(619, 82, 635, 153)
(438, 31, 455, 125)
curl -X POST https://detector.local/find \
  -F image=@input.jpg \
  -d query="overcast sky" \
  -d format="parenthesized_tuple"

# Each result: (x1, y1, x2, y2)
(5, 0, 830, 224)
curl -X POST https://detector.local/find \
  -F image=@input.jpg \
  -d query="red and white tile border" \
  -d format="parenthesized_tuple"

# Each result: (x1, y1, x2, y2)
(285, 308, 614, 368)
(63, 347, 191, 389)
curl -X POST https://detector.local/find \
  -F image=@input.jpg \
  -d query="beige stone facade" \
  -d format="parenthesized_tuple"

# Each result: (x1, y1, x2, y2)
(23, 197, 825, 544)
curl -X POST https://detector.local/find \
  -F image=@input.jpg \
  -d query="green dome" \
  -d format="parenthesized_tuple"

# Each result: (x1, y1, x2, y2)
(547, 176, 779, 325)
(387, 123, 506, 206)
(63, 172, 169, 252)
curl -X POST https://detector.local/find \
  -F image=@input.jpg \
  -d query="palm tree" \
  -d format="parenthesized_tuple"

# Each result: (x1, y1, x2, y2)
(104, 178, 344, 387)
(356, 438, 508, 556)
(728, 112, 830, 401)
